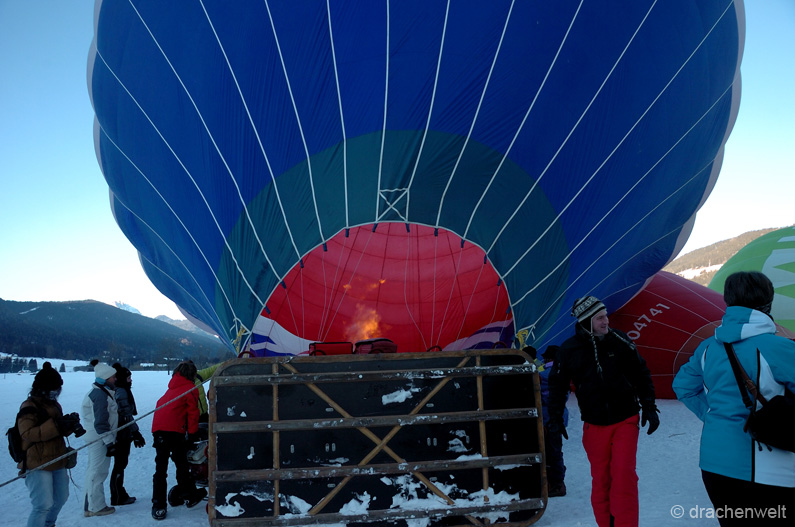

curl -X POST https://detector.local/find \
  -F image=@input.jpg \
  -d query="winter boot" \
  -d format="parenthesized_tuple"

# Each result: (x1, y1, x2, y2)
(185, 488, 208, 508)
(168, 485, 185, 507)
(152, 507, 167, 521)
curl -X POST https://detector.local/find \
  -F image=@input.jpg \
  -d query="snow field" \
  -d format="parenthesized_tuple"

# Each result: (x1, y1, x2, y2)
(0, 370, 716, 526)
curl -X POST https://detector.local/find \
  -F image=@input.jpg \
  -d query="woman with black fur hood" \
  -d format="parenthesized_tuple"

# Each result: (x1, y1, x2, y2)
(109, 363, 146, 506)
(18, 361, 82, 527)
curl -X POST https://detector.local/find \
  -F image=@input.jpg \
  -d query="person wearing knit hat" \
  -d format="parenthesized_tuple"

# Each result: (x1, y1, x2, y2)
(31, 361, 64, 398)
(109, 362, 145, 506)
(80, 361, 119, 517)
(572, 296, 607, 333)
(547, 296, 658, 527)
(94, 362, 117, 384)
(19, 362, 82, 527)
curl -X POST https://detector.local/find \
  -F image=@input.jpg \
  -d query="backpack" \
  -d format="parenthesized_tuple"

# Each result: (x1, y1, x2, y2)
(7, 401, 47, 467)
(6, 421, 25, 464)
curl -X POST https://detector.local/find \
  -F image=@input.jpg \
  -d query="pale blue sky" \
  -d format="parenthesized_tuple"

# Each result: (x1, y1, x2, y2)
(0, 1, 793, 319)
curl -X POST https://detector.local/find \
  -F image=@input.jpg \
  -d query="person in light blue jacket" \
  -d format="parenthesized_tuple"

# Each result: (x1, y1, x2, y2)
(673, 271, 795, 525)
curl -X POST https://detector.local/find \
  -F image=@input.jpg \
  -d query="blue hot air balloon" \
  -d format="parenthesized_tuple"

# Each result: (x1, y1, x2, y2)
(88, 0, 744, 355)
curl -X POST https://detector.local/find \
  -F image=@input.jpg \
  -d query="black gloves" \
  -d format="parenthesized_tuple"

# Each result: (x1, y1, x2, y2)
(641, 404, 660, 435)
(55, 412, 81, 437)
(106, 443, 118, 457)
(132, 430, 146, 448)
(187, 432, 201, 444)
(547, 419, 568, 440)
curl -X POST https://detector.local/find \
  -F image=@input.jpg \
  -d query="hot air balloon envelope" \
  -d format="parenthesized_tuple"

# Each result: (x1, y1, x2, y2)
(89, 0, 745, 353)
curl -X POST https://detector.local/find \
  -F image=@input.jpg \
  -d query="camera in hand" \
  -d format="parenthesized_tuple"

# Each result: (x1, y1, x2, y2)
(66, 413, 87, 438)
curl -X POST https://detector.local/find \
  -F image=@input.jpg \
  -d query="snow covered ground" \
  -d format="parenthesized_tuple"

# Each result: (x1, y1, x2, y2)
(0, 369, 719, 526)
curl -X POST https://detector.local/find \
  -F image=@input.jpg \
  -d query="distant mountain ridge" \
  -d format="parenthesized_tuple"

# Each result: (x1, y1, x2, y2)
(113, 302, 216, 339)
(664, 227, 780, 286)
(114, 301, 142, 315)
(0, 298, 233, 367)
(155, 314, 217, 337)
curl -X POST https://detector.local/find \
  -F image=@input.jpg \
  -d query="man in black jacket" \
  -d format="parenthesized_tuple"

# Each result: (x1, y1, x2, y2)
(547, 295, 658, 527)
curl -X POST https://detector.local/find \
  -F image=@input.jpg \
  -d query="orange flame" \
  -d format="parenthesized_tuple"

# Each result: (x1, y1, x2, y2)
(345, 304, 381, 343)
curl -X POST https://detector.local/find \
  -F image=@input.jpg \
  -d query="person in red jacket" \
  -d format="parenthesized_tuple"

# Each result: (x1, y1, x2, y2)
(150, 361, 207, 520)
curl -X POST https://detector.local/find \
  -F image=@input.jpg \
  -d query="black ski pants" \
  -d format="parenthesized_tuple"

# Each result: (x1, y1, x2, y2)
(152, 431, 197, 508)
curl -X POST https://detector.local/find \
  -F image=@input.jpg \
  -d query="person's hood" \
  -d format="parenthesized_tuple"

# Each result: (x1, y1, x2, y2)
(714, 306, 776, 344)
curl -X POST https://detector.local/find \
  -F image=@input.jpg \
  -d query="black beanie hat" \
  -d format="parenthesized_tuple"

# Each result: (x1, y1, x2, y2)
(113, 362, 132, 388)
(32, 362, 63, 394)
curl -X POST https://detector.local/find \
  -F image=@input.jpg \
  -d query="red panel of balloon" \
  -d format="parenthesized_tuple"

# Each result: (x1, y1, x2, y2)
(609, 272, 726, 399)
(262, 224, 511, 353)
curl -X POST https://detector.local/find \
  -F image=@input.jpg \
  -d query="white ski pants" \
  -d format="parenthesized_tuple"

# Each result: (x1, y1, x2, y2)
(84, 440, 111, 513)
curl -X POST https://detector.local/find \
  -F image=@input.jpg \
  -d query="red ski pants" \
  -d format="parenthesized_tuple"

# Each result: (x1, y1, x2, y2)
(582, 414, 640, 527)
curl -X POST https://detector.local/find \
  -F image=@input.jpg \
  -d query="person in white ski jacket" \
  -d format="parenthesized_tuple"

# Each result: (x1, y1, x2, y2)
(673, 271, 795, 525)
(81, 362, 119, 517)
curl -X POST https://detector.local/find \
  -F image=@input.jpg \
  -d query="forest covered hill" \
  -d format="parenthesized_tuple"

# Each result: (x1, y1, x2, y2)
(663, 227, 778, 285)
(0, 298, 233, 369)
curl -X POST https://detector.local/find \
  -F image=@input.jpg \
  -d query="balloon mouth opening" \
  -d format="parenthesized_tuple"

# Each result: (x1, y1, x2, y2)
(259, 223, 512, 352)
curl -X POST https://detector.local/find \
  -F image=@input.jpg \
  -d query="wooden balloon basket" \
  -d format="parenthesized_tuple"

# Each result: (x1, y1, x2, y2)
(207, 349, 547, 526)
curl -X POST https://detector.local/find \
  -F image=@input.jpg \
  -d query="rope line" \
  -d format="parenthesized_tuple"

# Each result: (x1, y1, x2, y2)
(0, 376, 211, 489)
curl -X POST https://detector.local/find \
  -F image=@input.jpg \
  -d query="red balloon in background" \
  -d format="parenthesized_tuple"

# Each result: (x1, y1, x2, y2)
(610, 272, 795, 399)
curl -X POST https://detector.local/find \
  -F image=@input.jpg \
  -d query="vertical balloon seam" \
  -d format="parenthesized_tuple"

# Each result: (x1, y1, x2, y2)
(110, 196, 224, 334)
(92, 50, 269, 330)
(401, 226, 429, 351)
(434, 230, 459, 346)
(324, 0, 351, 228)
(375, 2, 390, 224)
(262, 0, 326, 242)
(94, 121, 241, 332)
(405, 0, 451, 219)
(434, 0, 516, 229)
(498, 1, 739, 277)
(488, 0, 659, 269)
(199, 0, 304, 264)
(299, 264, 306, 339)
(436, 230, 473, 345)
(506, 30, 737, 312)
(321, 227, 366, 342)
(453, 253, 490, 344)
(429, 230, 441, 346)
(461, 0, 584, 243)
(104, 4, 274, 308)
(282, 268, 300, 339)
(319, 233, 350, 338)
(375, 224, 391, 342)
